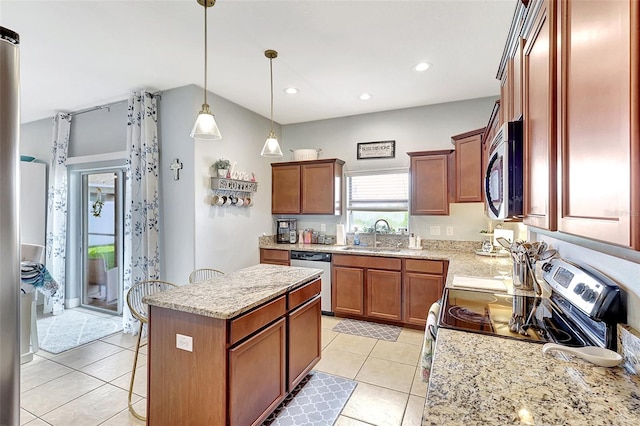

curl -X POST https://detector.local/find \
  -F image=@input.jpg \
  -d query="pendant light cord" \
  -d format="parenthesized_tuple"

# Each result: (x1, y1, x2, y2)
(203, 2, 208, 106)
(270, 57, 274, 133)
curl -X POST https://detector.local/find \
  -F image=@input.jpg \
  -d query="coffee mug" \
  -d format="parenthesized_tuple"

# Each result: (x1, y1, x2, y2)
(222, 196, 231, 206)
(244, 197, 252, 207)
(236, 197, 244, 207)
(212, 195, 223, 206)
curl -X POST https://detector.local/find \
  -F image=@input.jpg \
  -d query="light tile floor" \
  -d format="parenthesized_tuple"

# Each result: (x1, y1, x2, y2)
(20, 313, 427, 426)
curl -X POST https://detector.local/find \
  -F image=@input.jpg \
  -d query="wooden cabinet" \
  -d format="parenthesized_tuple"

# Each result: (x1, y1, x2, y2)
(271, 159, 344, 215)
(260, 248, 290, 266)
(288, 296, 321, 390)
(555, 0, 639, 249)
(366, 269, 402, 321)
(408, 150, 453, 215)
(523, 0, 558, 231)
(229, 318, 286, 426)
(333, 254, 447, 327)
(333, 266, 364, 316)
(452, 128, 485, 203)
(403, 259, 447, 327)
(148, 277, 321, 425)
(482, 100, 502, 190)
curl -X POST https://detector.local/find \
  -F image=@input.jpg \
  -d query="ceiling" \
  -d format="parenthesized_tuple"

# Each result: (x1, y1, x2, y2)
(1, 0, 515, 125)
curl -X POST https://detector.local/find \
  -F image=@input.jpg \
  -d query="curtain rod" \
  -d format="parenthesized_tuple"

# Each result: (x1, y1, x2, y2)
(68, 90, 162, 117)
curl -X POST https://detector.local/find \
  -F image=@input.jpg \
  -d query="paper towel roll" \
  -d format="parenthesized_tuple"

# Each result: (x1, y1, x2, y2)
(336, 224, 346, 245)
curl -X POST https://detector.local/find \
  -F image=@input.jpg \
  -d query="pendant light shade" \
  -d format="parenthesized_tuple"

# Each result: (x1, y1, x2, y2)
(261, 49, 283, 157)
(191, 0, 221, 140)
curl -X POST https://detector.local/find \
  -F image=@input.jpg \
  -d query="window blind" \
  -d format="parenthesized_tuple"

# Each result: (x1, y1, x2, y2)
(347, 173, 409, 211)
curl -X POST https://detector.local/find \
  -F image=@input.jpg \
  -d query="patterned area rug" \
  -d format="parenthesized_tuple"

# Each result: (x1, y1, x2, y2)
(37, 309, 123, 354)
(332, 318, 402, 342)
(263, 371, 357, 426)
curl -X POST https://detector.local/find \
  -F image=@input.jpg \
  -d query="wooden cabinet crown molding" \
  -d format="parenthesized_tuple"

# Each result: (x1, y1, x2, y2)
(449, 127, 486, 146)
(270, 158, 345, 167)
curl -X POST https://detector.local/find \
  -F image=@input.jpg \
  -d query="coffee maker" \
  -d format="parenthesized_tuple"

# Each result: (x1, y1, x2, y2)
(276, 218, 297, 243)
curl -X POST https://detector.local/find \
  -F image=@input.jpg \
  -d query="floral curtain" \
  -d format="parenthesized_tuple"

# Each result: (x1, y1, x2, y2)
(44, 113, 71, 315)
(123, 91, 160, 334)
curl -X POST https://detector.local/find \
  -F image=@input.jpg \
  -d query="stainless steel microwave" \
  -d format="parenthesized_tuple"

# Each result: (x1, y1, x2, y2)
(484, 121, 524, 219)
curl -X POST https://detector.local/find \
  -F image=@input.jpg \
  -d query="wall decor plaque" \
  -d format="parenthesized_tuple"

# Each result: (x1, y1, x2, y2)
(357, 140, 395, 159)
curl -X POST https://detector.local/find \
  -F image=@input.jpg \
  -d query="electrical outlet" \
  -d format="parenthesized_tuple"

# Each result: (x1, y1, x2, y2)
(430, 226, 441, 236)
(320, 224, 326, 232)
(446, 226, 454, 236)
(176, 334, 193, 352)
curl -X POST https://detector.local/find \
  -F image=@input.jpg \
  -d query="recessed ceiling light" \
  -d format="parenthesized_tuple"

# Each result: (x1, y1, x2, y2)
(359, 93, 372, 101)
(415, 62, 432, 72)
(284, 87, 299, 95)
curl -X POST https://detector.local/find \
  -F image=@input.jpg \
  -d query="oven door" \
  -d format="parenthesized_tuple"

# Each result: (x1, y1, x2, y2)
(485, 139, 507, 219)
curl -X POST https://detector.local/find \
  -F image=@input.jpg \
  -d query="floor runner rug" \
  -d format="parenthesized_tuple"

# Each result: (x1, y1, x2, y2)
(332, 318, 402, 342)
(37, 310, 123, 354)
(263, 371, 357, 426)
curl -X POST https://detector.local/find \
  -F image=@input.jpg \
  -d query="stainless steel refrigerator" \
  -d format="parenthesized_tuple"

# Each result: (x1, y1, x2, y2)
(0, 25, 21, 425)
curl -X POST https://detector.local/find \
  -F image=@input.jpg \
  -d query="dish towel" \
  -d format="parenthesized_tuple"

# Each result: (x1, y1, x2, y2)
(420, 301, 440, 383)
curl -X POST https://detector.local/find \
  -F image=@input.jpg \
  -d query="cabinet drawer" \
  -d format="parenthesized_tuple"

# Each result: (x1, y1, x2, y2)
(229, 296, 286, 345)
(288, 278, 321, 311)
(260, 249, 290, 265)
(332, 254, 401, 271)
(404, 259, 445, 275)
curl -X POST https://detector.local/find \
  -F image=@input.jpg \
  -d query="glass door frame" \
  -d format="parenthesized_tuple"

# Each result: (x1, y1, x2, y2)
(78, 167, 125, 315)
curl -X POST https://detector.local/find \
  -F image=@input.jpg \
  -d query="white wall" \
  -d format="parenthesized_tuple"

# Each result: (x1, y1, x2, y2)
(280, 96, 498, 240)
(192, 88, 279, 273)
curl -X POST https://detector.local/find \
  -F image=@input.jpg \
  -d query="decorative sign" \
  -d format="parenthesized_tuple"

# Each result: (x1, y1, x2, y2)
(357, 140, 396, 159)
(211, 177, 258, 193)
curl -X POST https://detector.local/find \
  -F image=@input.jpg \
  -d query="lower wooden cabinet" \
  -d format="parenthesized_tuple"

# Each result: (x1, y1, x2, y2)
(260, 248, 290, 266)
(332, 254, 445, 327)
(366, 269, 402, 321)
(229, 318, 286, 426)
(333, 266, 365, 316)
(288, 296, 321, 390)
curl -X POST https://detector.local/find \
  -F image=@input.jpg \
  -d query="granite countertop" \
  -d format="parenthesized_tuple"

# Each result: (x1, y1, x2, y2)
(260, 241, 513, 287)
(143, 264, 323, 319)
(423, 328, 640, 426)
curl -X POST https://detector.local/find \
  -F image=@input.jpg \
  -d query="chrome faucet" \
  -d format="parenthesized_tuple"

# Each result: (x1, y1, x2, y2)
(373, 219, 391, 247)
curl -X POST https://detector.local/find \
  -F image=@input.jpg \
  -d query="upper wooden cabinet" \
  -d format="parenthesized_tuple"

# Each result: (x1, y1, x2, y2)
(451, 128, 486, 203)
(523, 0, 558, 231)
(556, 0, 639, 249)
(497, 4, 527, 124)
(271, 159, 344, 215)
(408, 150, 453, 215)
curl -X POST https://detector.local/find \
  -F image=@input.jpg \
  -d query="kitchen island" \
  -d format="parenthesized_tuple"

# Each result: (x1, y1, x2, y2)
(143, 264, 323, 426)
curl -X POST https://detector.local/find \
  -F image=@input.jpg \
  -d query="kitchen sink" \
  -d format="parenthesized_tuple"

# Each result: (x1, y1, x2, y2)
(339, 246, 401, 253)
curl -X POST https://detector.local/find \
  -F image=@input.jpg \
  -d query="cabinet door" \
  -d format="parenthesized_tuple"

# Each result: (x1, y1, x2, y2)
(500, 58, 514, 125)
(523, 0, 557, 230)
(557, 0, 639, 249)
(301, 162, 337, 214)
(229, 318, 286, 426)
(410, 153, 451, 215)
(272, 165, 301, 214)
(454, 133, 484, 202)
(260, 248, 290, 266)
(288, 297, 321, 390)
(333, 266, 364, 316)
(403, 272, 444, 327)
(366, 269, 402, 322)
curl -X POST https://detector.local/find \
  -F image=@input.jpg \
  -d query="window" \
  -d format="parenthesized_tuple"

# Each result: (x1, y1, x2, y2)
(346, 169, 409, 233)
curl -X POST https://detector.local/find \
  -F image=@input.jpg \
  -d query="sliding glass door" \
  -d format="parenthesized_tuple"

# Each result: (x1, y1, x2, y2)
(80, 169, 124, 314)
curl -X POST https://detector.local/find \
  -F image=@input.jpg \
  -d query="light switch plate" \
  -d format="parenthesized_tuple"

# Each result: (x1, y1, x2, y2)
(446, 226, 454, 236)
(320, 224, 326, 232)
(430, 226, 441, 235)
(176, 334, 193, 352)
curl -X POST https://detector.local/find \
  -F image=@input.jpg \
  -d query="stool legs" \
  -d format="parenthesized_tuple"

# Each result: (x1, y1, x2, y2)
(128, 321, 145, 421)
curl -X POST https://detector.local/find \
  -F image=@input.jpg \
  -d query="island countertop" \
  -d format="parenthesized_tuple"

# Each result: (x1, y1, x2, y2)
(143, 264, 323, 319)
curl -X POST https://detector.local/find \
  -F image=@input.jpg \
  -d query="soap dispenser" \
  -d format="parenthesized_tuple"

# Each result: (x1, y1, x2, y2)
(354, 227, 360, 245)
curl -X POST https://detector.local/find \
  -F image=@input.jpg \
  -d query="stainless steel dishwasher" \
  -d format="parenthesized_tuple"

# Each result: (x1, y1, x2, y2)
(290, 251, 332, 314)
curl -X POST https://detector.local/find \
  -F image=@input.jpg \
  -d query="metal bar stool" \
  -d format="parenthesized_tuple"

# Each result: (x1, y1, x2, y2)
(126, 279, 177, 421)
(188, 268, 224, 284)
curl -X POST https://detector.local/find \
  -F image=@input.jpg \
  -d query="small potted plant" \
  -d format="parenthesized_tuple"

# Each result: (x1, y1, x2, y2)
(213, 158, 231, 178)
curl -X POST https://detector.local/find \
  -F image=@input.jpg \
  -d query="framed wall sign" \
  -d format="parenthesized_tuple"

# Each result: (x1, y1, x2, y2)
(357, 140, 396, 159)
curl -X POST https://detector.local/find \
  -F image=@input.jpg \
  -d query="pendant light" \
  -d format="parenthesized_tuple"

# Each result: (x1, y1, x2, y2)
(260, 49, 283, 157)
(190, 0, 222, 140)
